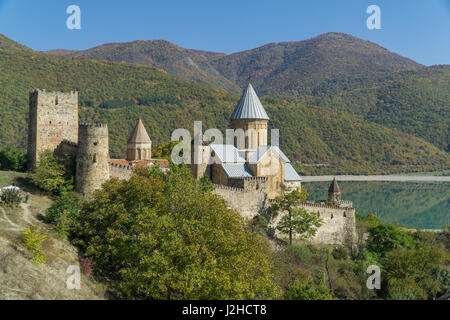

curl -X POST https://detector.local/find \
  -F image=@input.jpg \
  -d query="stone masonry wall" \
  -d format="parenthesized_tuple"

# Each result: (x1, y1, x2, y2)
(109, 163, 134, 180)
(213, 185, 267, 220)
(75, 124, 110, 197)
(301, 203, 356, 247)
(28, 90, 78, 168)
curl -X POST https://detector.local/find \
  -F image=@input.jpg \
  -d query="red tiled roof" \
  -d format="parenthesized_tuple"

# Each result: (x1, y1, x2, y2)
(109, 158, 169, 169)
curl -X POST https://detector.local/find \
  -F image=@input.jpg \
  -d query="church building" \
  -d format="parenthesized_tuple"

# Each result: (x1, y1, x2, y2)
(191, 83, 302, 199)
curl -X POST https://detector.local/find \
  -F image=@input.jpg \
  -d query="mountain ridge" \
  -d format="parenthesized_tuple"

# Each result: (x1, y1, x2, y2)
(44, 32, 449, 151)
(0, 33, 448, 174)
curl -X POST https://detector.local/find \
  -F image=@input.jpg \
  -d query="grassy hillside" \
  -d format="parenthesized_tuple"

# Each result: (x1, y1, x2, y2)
(0, 34, 448, 174)
(0, 171, 105, 299)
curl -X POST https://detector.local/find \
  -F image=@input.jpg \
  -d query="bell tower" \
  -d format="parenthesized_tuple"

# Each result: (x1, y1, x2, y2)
(328, 178, 342, 203)
(127, 119, 152, 161)
(230, 83, 269, 152)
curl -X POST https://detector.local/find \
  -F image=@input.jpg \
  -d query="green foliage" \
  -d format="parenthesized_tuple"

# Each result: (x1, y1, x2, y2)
(152, 141, 179, 160)
(284, 279, 334, 300)
(367, 223, 415, 257)
(30, 151, 75, 195)
(0, 188, 23, 207)
(271, 188, 322, 245)
(45, 192, 83, 237)
(22, 228, 47, 265)
(0, 146, 27, 171)
(276, 207, 322, 245)
(383, 246, 448, 300)
(72, 164, 279, 299)
(332, 246, 350, 260)
(99, 99, 136, 109)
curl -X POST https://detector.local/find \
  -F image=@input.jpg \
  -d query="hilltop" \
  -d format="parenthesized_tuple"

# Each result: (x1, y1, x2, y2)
(48, 39, 241, 94)
(47, 32, 449, 151)
(0, 33, 448, 174)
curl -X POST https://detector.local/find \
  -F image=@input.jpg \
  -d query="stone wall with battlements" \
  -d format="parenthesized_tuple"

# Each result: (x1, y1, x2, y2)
(109, 163, 134, 180)
(213, 184, 268, 220)
(267, 202, 357, 247)
(28, 89, 78, 168)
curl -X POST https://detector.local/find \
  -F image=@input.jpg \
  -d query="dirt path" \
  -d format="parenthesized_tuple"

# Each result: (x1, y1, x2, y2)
(0, 207, 24, 232)
(301, 175, 450, 182)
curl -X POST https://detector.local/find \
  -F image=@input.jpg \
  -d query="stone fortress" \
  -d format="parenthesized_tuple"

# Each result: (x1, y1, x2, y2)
(27, 89, 169, 197)
(27, 85, 356, 247)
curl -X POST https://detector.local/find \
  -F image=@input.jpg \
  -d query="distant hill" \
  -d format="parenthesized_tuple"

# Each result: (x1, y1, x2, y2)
(48, 40, 241, 94)
(46, 33, 449, 152)
(0, 33, 448, 174)
(209, 32, 422, 92)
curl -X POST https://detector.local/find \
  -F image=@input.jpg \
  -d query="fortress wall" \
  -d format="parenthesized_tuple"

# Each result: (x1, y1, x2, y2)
(109, 163, 134, 180)
(55, 140, 78, 158)
(28, 90, 78, 168)
(213, 185, 267, 220)
(300, 204, 356, 247)
(267, 203, 356, 247)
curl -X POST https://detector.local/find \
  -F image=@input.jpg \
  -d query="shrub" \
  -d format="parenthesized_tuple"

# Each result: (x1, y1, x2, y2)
(0, 146, 27, 171)
(80, 257, 94, 278)
(332, 246, 350, 260)
(1, 188, 23, 207)
(22, 228, 47, 265)
(284, 279, 334, 300)
(30, 151, 75, 195)
(45, 192, 82, 237)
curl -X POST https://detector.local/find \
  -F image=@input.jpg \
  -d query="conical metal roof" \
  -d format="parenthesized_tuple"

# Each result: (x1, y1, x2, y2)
(127, 119, 152, 144)
(328, 178, 341, 194)
(230, 83, 269, 120)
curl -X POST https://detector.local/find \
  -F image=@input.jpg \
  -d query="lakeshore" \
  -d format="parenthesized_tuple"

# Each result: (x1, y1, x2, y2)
(301, 175, 450, 183)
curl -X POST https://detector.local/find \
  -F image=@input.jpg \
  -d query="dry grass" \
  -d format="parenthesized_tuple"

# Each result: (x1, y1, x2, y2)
(0, 171, 106, 300)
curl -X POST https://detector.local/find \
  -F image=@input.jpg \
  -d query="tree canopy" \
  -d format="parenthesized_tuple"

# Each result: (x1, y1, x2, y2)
(72, 164, 279, 299)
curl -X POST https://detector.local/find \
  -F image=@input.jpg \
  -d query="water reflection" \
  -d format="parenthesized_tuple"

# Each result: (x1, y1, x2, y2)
(303, 181, 450, 229)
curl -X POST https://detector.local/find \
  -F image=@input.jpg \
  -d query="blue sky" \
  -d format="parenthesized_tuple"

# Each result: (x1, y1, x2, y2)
(0, 0, 449, 65)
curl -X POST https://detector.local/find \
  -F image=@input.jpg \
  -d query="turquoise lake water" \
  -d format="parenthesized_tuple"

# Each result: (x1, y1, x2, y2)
(303, 181, 450, 229)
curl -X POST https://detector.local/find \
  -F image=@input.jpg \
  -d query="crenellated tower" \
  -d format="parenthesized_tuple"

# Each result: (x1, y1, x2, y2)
(27, 89, 78, 169)
(75, 123, 110, 197)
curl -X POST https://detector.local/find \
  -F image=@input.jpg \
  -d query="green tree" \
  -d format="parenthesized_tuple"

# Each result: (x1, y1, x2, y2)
(0, 146, 27, 171)
(72, 164, 279, 299)
(367, 223, 414, 257)
(30, 151, 74, 195)
(45, 192, 83, 237)
(383, 246, 448, 300)
(271, 188, 322, 245)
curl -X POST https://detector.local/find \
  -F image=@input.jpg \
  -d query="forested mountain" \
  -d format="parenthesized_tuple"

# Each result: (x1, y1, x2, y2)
(1, 33, 448, 174)
(48, 40, 241, 94)
(47, 33, 449, 152)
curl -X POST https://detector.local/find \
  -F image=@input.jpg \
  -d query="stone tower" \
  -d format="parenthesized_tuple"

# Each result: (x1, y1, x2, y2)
(75, 123, 110, 197)
(230, 83, 269, 156)
(127, 119, 152, 161)
(328, 178, 342, 203)
(28, 89, 78, 169)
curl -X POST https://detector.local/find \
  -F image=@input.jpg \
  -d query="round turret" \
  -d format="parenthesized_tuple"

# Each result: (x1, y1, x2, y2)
(75, 123, 110, 197)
